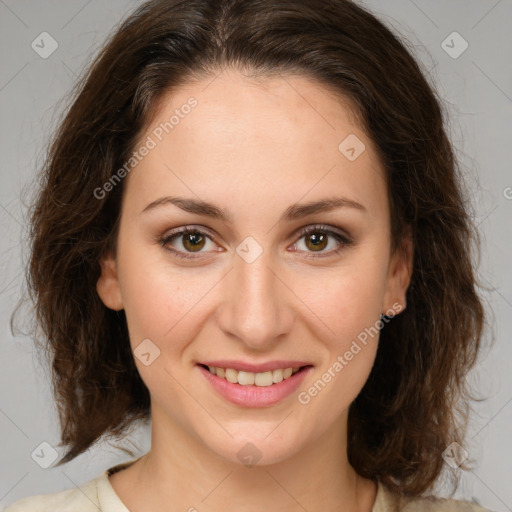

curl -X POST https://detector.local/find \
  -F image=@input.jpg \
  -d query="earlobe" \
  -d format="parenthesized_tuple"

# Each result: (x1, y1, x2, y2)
(382, 226, 414, 316)
(96, 254, 124, 311)
(399, 226, 414, 292)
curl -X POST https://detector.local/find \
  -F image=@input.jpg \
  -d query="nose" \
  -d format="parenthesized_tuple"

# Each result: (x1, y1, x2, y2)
(215, 249, 296, 351)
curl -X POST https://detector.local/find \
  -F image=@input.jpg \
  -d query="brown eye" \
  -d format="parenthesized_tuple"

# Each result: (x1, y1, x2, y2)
(159, 227, 218, 260)
(304, 232, 328, 252)
(293, 225, 353, 258)
(181, 231, 206, 252)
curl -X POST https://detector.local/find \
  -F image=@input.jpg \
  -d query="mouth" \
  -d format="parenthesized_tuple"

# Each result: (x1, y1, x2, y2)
(197, 363, 313, 387)
(196, 363, 314, 408)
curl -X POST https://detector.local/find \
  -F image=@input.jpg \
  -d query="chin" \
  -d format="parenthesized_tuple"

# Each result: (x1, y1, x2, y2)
(203, 429, 303, 467)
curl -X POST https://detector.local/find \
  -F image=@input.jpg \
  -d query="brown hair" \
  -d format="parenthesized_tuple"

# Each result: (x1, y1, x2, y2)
(17, 0, 487, 497)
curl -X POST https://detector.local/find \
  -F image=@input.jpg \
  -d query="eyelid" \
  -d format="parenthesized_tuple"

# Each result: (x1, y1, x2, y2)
(158, 225, 220, 259)
(294, 224, 352, 244)
(159, 223, 353, 260)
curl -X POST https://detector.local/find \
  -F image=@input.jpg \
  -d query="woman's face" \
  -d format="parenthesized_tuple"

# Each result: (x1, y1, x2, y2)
(97, 68, 412, 466)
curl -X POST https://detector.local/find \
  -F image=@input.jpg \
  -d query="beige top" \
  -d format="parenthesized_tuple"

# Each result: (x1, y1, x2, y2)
(3, 457, 493, 512)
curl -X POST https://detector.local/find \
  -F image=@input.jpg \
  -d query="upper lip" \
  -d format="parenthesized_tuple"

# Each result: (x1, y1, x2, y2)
(199, 360, 313, 373)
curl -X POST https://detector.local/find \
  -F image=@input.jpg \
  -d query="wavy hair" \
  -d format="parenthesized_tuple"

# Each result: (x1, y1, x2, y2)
(17, 0, 486, 498)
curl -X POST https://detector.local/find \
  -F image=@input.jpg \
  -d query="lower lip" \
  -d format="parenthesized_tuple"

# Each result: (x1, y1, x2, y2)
(197, 365, 313, 408)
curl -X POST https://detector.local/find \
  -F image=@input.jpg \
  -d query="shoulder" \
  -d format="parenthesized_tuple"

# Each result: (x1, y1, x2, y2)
(2, 475, 103, 512)
(375, 482, 495, 512)
(2, 457, 142, 512)
(398, 496, 494, 512)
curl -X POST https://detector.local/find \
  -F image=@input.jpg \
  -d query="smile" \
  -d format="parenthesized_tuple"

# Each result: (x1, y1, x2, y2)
(203, 365, 302, 386)
(196, 364, 313, 408)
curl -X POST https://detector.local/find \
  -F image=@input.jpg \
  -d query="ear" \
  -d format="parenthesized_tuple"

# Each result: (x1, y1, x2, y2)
(382, 225, 413, 316)
(96, 252, 124, 311)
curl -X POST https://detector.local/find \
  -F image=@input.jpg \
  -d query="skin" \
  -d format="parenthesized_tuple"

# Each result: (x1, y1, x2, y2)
(97, 67, 413, 512)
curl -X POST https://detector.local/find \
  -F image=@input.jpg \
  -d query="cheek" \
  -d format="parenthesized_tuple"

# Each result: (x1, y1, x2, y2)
(115, 246, 210, 407)
(299, 251, 387, 399)
(121, 268, 207, 345)
(308, 257, 388, 344)
(297, 267, 384, 423)
(115, 236, 206, 349)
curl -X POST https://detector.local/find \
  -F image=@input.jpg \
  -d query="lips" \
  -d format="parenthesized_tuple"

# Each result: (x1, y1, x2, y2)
(197, 363, 314, 407)
(198, 360, 313, 373)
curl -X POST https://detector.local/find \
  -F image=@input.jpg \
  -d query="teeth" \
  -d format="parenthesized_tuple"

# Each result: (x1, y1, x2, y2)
(237, 371, 255, 385)
(225, 368, 238, 384)
(206, 365, 302, 386)
(273, 368, 283, 383)
(255, 371, 273, 386)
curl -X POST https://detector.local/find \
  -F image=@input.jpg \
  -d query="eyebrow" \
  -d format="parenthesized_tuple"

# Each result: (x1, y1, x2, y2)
(141, 195, 366, 222)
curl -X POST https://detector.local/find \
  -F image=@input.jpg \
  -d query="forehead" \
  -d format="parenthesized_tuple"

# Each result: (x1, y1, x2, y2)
(124, 69, 387, 220)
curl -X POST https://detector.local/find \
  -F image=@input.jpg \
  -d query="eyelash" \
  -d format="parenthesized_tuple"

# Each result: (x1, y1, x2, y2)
(158, 224, 353, 261)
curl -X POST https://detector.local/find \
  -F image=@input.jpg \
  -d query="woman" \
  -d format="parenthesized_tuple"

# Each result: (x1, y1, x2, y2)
(6, 0, 492, 511)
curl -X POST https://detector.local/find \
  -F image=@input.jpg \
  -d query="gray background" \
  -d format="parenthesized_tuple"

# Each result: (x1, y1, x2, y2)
(0, 0, 511, 510)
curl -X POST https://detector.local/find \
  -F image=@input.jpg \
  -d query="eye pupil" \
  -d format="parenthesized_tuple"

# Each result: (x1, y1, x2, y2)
(183, 232, 205, 251)
(163, 225, 346, 260)
(306, 232, 327, 251)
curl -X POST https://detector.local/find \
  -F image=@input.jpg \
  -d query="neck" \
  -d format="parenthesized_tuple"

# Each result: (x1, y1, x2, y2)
(110, 403, 377, 512)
